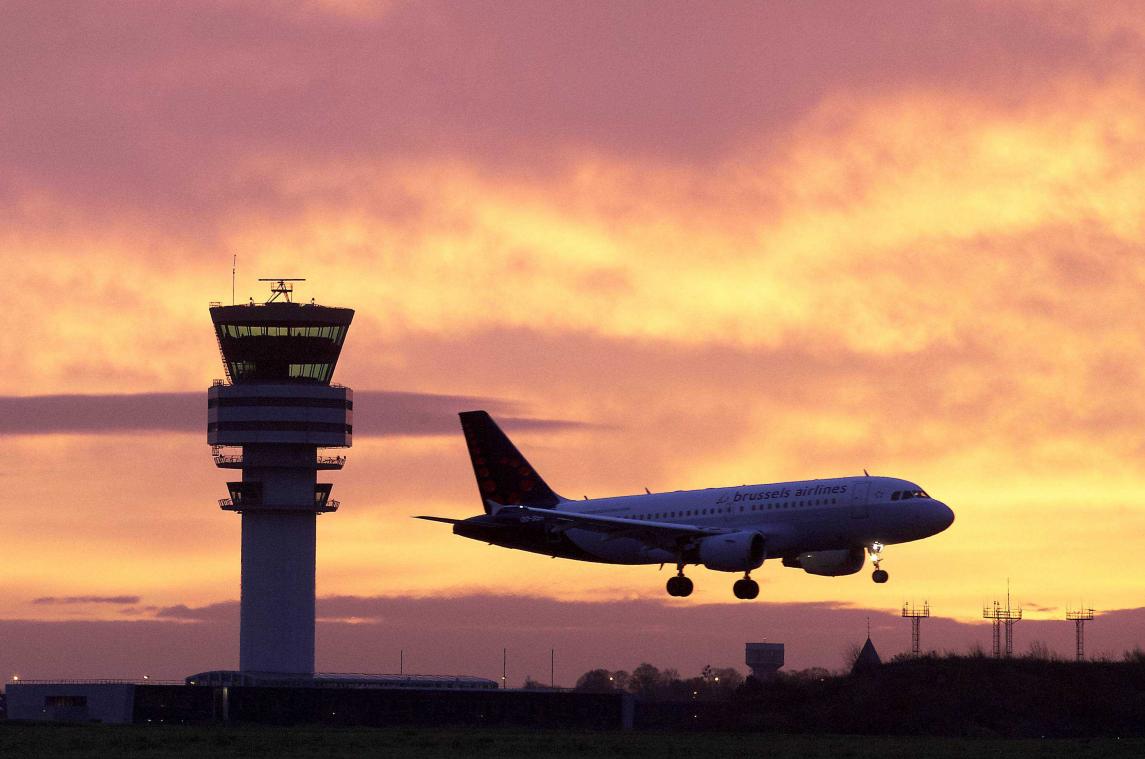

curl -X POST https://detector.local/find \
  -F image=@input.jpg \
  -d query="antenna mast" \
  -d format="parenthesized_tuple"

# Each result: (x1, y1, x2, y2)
(983, 585, 1022, 658)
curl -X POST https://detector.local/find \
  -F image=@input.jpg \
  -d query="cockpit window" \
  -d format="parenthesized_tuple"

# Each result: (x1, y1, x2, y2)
(891, 491, 901, 501)
(897, 489, 929, 501)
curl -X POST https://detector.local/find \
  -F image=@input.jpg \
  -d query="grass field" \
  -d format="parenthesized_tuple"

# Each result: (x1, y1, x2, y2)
(1, 724, 1143, 759)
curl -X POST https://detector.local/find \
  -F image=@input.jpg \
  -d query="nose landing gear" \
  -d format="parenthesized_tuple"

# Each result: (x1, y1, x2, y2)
(732, 573, 759, 600)
(868, 542, 889, 583)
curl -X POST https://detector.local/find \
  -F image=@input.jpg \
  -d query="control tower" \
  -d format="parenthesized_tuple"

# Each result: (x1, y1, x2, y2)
(208, 279, 353, 675)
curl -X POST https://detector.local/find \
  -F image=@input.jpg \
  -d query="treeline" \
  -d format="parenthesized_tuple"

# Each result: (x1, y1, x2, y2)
(603, 654, 1145, 737)
(569, 662, 745, 700)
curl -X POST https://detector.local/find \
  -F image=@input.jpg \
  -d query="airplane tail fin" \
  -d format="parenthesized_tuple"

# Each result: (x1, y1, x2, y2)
(459, 410, 563, 512)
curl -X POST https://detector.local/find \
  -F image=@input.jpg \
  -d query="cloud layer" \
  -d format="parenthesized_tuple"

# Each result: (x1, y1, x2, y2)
(32, 595, 141, 606)
(0, 391, 580, 437)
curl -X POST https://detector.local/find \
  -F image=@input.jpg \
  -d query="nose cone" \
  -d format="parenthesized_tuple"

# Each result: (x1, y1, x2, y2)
(929, 500, 955, 533)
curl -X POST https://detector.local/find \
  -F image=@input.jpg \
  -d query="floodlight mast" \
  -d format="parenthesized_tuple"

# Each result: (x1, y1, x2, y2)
(902, 601, 930, 657)
(1066, 608, 1096, 662)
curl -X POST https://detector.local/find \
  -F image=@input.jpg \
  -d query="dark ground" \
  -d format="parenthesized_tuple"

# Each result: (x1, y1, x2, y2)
(1, 724, 1142, 759)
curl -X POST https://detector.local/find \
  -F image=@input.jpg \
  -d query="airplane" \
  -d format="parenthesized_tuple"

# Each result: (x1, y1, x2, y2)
(417, 411, 955, 599)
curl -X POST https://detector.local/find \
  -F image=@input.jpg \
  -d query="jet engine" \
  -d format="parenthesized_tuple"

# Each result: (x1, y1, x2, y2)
(782, 548, 865, 576)
(697, 531, 766, 572)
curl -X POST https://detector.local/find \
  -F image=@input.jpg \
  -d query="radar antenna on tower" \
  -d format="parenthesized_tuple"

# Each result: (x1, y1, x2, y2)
(259, 278, 306, 304)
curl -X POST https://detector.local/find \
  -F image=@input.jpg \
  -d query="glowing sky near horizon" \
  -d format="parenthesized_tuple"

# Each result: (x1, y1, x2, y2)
(3, 0, 1145, 666)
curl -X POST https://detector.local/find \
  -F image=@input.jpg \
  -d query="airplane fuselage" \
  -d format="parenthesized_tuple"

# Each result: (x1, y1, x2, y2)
(454, 475, 954, 567)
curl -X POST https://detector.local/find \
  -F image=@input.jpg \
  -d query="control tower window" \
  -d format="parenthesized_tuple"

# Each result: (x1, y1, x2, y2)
(229, 361, 256, 377)
(219, 324, 347, 344)
(289, 363, 333, 382)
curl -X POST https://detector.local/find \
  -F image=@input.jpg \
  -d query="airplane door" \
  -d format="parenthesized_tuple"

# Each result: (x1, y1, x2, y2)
(850, 481, 870, 519)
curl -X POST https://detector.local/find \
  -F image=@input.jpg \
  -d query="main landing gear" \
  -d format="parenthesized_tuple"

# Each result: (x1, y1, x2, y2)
(868, 542, 889, 584)
(733, 573, 759, 600)
(666, 571, 761, 599)
(666, 571, 694, 597)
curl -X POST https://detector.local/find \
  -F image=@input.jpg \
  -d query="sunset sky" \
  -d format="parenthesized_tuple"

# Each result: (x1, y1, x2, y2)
(3, 0, 1145, 684)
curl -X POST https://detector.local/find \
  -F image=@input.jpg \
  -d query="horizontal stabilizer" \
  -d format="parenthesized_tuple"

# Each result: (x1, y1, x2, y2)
(414, 515, 464, 525)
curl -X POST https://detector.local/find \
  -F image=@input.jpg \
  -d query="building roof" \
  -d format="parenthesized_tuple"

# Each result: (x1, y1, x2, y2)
(851, 637, 882, 674)
(185, 670, 499, 690)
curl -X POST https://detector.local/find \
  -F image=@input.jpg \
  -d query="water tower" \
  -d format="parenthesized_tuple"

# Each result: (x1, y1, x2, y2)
(208, 279, 353, 675)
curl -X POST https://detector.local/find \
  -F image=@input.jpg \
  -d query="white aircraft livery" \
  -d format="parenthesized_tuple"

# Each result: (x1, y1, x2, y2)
(418, 411, 955, 599)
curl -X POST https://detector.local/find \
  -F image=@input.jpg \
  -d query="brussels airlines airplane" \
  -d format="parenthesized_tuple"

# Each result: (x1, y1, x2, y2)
(418, 411, 955, 600)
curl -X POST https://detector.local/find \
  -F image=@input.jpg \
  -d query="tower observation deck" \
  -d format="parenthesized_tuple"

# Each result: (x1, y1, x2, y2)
(208, 279, 353, 675)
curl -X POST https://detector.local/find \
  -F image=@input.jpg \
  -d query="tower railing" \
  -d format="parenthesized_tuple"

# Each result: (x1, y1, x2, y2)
(211, 446, 346, 470)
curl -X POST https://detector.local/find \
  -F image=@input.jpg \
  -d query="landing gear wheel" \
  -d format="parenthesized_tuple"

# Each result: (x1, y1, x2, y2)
(872, 569, 889, 584)
(666, 575, 694, 597)
(733, 578, 760, 600)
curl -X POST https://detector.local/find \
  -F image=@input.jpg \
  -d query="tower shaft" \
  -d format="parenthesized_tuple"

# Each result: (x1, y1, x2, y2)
(241, 510, 316, 672)
(236, 443, 321, 673)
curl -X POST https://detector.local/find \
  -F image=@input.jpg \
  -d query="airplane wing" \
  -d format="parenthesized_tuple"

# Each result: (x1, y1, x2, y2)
(505, 505, 732, 549)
